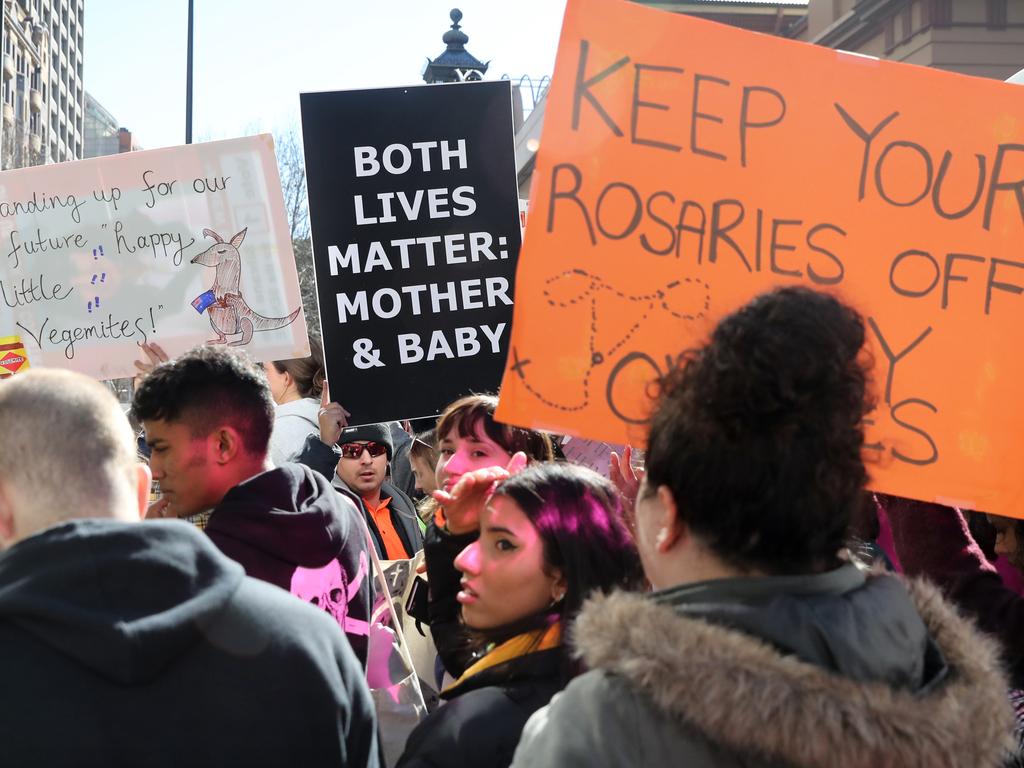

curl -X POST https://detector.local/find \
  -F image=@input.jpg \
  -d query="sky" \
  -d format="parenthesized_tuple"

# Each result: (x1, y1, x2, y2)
(83, 0, 569, 150)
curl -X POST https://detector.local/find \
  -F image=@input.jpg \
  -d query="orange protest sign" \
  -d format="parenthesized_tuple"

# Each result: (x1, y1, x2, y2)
(496, 0, 1024, 517)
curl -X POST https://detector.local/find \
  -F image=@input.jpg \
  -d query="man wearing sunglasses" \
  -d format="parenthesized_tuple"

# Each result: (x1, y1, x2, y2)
(330, 424, 423, 561)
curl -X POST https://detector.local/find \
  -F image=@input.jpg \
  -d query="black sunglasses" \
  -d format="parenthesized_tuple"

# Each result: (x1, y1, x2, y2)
(337, 441, 388, 460)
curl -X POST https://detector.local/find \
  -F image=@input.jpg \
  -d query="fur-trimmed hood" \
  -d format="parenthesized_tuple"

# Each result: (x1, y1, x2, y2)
(571, 575, 1015, 768)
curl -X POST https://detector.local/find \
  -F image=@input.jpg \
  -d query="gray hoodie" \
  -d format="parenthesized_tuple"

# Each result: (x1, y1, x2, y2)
(269, 396, 321, 466)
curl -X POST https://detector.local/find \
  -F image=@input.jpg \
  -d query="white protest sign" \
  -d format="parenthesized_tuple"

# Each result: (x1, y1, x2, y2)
(0, 135, 309, 380)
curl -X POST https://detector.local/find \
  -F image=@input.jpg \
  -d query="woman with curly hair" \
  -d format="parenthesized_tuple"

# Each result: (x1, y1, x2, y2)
(513, 287, 1015, 768)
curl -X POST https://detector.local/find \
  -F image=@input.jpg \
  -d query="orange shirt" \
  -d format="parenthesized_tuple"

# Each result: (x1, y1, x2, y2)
(363, 495, 406, 559)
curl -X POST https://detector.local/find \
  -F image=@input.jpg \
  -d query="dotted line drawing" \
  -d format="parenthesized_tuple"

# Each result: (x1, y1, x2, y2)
(510, 269, 710, 412)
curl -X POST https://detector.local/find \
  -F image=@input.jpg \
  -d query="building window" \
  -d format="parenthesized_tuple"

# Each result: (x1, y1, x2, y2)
(932, 0, 952, 27)
(987, 0, 1008, 29)
(15, 74, 24, 118)
(885, 15, 895, 49)
(901, 3, 913, 40)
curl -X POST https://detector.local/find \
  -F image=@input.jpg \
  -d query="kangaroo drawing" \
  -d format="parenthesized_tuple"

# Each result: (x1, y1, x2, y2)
(190, 227, 301, 346)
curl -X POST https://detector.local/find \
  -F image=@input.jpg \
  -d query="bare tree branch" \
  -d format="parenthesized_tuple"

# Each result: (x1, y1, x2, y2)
(291, 236, 320, 337)
(275, 128, 309, 241)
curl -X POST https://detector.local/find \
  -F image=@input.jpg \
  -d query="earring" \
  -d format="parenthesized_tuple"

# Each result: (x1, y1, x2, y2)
(550, 590, 566, 607)
(655, 528, 669, 548)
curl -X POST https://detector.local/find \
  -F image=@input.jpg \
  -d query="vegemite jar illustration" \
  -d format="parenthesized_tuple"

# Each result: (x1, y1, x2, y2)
(0, 336, 30, 378)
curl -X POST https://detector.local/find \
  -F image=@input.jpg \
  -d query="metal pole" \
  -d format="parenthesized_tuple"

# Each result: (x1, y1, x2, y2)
(185, 0, 194, 144)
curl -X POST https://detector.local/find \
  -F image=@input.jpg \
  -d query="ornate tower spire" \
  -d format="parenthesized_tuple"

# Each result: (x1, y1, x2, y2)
(423, 9, 490, 84)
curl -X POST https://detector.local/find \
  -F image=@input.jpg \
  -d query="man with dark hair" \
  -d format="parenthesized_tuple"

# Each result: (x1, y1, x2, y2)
(0, 369, 379, 766)
(133, 345, 374, 664)
(299, 422, 422, 560)
(132, 345, 276, 528)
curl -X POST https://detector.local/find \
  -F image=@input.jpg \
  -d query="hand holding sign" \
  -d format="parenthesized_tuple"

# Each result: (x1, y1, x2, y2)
(133, 342, 170, 387)
(317, 381, 351, 447)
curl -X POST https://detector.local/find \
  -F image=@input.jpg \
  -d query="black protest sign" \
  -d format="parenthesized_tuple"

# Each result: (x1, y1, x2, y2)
(301, 81, 520, 425)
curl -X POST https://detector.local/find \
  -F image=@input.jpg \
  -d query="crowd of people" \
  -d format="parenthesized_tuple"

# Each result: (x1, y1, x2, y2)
(1, 286, 1022, 767)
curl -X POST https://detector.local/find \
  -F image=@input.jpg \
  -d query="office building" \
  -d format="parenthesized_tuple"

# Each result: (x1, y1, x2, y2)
(2, 0, 86, 168)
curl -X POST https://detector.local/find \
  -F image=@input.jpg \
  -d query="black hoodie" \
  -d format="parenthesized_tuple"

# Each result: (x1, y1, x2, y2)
(0, 519, 379, 768)
(205, 463, 373, 666)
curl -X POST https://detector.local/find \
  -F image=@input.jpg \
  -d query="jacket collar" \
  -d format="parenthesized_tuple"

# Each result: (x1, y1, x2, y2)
(573, 576, 1014, 768)
(444, 623, 562, 699)
(654, 562, 865, 607)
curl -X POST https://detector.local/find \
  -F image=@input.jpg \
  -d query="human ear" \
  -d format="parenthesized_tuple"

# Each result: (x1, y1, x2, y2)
(213, 428, 243, 464)
(549, 569, 568, 603)
(655, 485, 684, 553)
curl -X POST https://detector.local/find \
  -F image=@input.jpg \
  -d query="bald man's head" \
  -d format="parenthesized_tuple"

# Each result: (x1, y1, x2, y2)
(0, 370, 148, 547)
